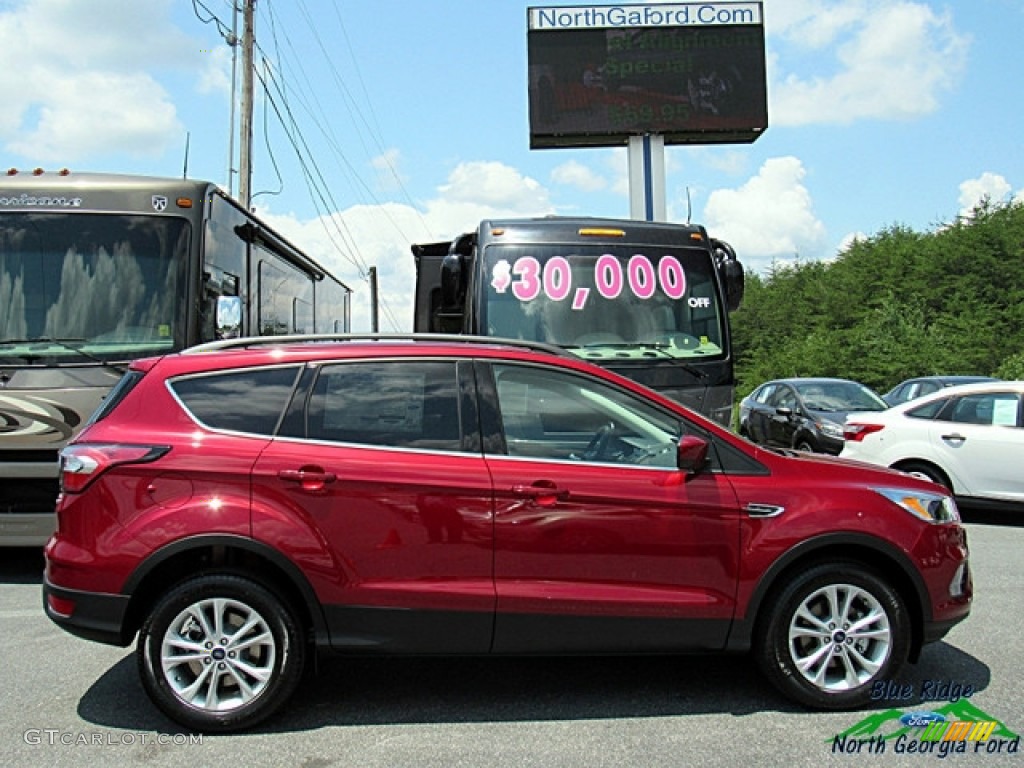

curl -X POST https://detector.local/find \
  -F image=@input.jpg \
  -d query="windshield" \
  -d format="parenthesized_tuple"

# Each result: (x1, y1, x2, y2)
(0, 213, 189, 363)
(793, 380, 888, 412)
(480, 243, 725, 359)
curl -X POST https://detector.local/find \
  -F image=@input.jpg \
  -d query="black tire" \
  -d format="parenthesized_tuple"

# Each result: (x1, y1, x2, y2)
(755, 561, 910, 710)
(137, 573, 306, 732)
(898, 461, 952, 491)
(795, 438, 816, 453)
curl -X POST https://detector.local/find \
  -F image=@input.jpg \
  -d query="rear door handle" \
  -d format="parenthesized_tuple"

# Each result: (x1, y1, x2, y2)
(941, 433, 967, 444)
(278, 467, 337, 491)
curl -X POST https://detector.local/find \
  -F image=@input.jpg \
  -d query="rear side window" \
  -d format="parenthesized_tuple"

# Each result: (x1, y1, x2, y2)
(170, 366, 301, 435)
(86, 370, 145, 427)
(305, 361, 462, 452)
(907, 398, 949, 420)
(945, 393, 1020, 426)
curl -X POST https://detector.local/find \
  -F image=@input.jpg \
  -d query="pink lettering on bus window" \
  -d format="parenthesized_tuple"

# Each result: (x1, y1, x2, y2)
(511, 256, 541, 301)
(491, 259, 512, 293)
(543, 257, 572, 301)
(628, 254, 656, 300)
(494, 254, 689, 311)
(571, 287, 589, 310)
(595, 254, 623, 299)
(658, 256, 686, 299)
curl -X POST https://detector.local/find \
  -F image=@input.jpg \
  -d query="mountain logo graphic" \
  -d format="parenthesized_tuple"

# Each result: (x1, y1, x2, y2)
(831, 699, 1019, 743)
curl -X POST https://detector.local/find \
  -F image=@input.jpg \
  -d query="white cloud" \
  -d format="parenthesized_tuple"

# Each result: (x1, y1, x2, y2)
(768, 1, 970, 125)
(196, 44, 233, 97)
(702, 157, 827, 268)
(550, 160, 608, 192)
(837, 231, 868, 254)
(6, 72, 181, 159)
(437, 161, 551, 210)
(957, 172, 1017, 216)
(0, 0, 218, 162)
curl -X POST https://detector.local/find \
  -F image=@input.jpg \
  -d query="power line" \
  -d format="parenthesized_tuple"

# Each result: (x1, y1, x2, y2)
(260, 1, 428, 233)
(224, 3, 412, 331)
(190, 0, 233, 41)
(255, 65, 401, 332)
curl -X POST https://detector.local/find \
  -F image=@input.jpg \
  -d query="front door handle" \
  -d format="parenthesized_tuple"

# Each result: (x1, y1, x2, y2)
(511, 481, 569, 507)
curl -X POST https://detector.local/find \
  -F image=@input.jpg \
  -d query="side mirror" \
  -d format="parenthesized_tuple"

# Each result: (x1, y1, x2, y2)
(440, 231, 475, 315)
(677, 435, 709, 475)
(722, 259, 745, 311)
(775, 406, 794, 418)
(711, 238, 744, 312)
(440, 250, 463, 311)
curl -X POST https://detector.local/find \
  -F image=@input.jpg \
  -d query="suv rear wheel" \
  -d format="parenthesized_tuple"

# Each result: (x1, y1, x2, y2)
(138, 573, 305, 732)
(756, 562, 909, 709)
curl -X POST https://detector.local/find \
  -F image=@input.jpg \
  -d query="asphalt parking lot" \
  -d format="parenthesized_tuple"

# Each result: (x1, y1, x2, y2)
(1, 512, 1020, 768)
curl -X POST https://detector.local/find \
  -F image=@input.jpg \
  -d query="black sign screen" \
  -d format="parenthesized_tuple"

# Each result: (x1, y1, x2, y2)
(528, 25, 767, 148)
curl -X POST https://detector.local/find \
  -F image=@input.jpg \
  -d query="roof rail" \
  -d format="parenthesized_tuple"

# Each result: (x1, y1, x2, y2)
(182, 333, 574, 359)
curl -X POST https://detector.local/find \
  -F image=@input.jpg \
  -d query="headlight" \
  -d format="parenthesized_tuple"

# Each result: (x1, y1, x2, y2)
(874, 487, 961, 523)
(818, 420, 845, 439)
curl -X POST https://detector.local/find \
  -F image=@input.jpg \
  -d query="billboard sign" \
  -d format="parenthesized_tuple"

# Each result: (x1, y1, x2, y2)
(527, 3, 767, 149)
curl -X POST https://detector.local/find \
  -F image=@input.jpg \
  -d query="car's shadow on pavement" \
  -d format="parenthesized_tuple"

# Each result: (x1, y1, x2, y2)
(76, 640, 991, 735)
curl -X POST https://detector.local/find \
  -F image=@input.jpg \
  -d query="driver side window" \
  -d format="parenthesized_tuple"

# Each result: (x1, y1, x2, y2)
(491, 364, 681, 468)
(771, 386, 797, 410)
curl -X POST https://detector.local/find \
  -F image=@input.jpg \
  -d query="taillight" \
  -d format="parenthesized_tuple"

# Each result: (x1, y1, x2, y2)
(843, 423, 885, 442)
(59, 444, 170, 494)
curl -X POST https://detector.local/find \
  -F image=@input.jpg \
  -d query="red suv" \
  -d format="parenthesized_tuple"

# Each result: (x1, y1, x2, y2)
(44, 336, 972, 732)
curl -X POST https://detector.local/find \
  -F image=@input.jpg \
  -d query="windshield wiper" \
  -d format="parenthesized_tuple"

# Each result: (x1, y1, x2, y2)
(568, 341, 675, 358)
(0, 337, 127, 373)
(565, 341, 708, 379)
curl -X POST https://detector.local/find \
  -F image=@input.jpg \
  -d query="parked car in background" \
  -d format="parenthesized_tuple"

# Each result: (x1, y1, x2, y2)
(843, 380, 1024, 511)
(43, 336, 971, 732)
(882, 375, 999, 406)
(738, 377, 889, 454)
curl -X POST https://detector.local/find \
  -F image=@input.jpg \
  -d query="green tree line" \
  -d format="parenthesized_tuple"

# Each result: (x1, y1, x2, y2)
(730, 200, 1024, 399)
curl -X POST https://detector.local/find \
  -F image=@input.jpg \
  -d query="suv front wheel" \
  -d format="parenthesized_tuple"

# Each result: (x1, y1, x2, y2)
(138, 573, 306, 732)
(755, 562, 910, 709)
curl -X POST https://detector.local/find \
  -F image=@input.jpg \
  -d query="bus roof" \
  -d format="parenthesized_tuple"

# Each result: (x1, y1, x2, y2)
(477, 216, 711, 247)
(1, 170, 217, 215)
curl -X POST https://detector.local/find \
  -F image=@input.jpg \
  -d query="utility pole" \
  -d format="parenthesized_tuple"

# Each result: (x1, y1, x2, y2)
(238, 0, 255, 210)
(368, 267, 379, 332)
(225, 2, 239, 196)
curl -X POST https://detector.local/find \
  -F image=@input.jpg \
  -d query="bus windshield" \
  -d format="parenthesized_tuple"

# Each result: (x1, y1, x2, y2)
(480, 243, 726, 359)
(0, 213, 189, 363)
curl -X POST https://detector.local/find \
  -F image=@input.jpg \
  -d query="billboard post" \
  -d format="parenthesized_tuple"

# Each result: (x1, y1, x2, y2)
(628, 134, 665, 221)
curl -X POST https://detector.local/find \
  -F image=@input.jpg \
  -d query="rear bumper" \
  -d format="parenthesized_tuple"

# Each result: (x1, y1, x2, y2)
(42, 578, 132, 647)
(922, 613, 968, 646)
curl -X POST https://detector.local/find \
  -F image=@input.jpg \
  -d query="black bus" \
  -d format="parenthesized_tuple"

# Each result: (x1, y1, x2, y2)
(413, 216, 743, 424)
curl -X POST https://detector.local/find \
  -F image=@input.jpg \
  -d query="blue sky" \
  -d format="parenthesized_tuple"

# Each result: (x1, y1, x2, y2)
(2, 0, 1022, 331)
